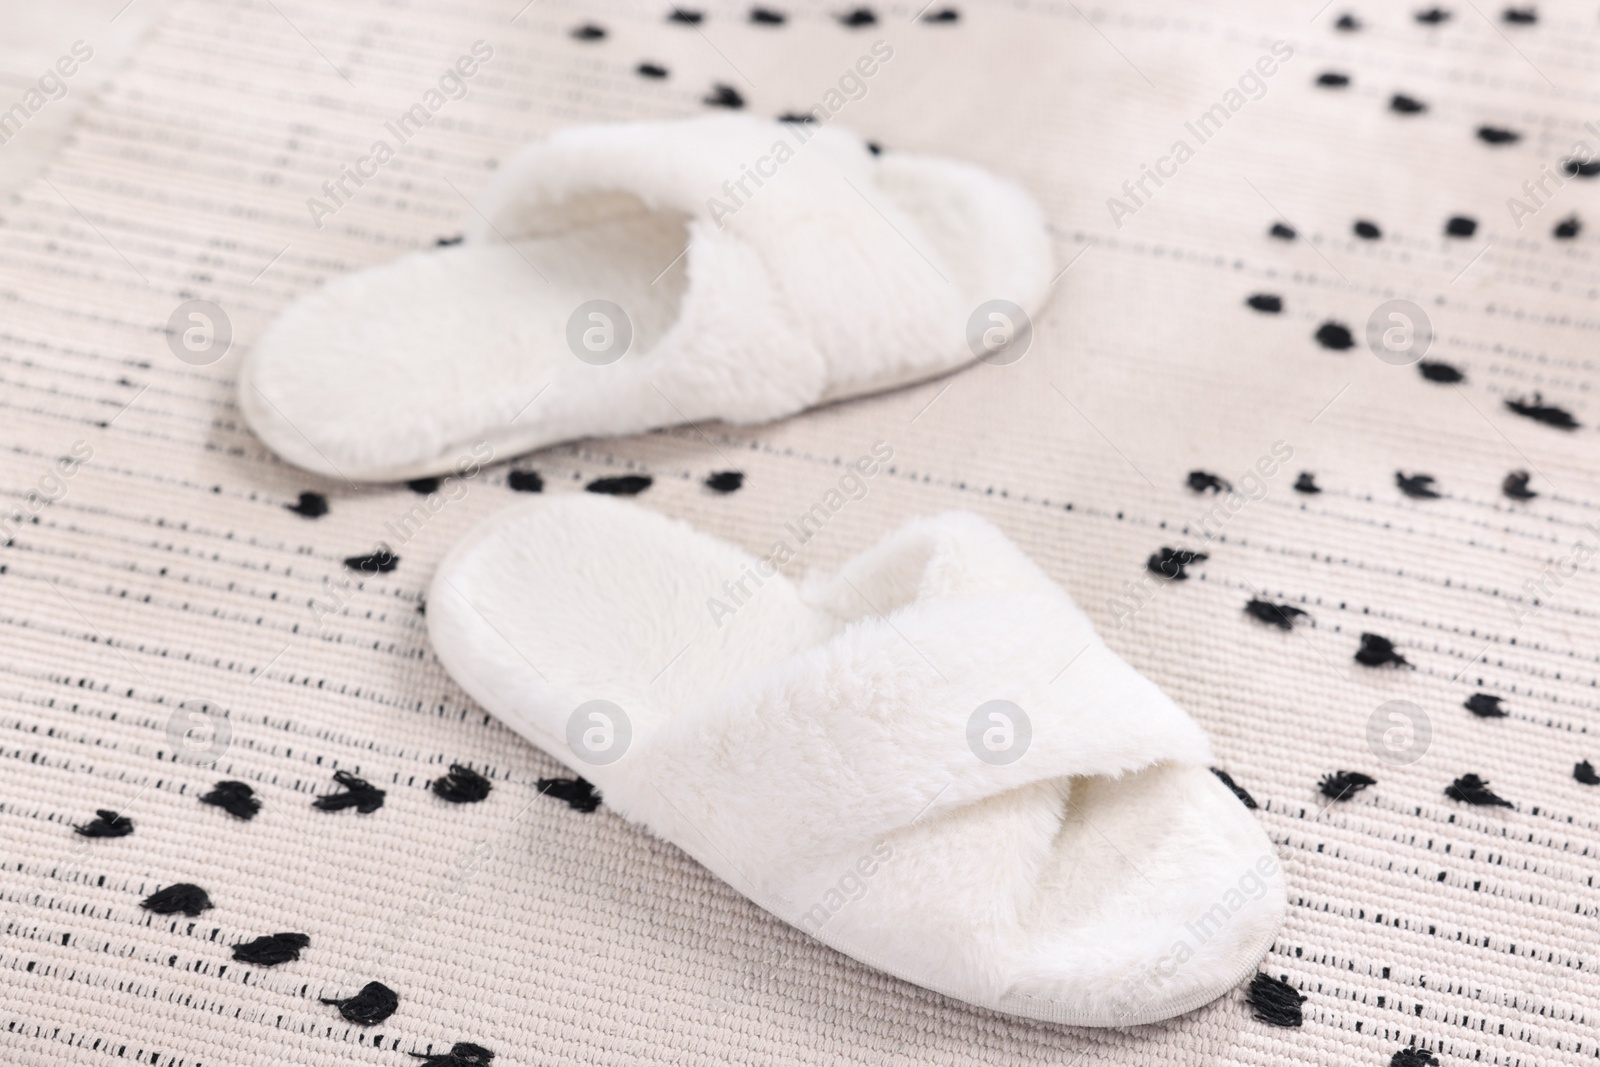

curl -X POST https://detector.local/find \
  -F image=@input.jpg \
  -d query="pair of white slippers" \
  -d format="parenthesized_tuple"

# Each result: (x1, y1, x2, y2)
(242, 115, 1286, 1026)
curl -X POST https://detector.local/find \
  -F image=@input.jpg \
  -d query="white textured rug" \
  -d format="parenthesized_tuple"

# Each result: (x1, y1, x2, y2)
(2, 1, 1598, 1065)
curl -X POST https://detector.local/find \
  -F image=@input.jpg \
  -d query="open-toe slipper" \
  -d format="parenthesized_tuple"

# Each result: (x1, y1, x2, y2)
(425, 496, 1286, 1025)
(241, 115, 1052, 481)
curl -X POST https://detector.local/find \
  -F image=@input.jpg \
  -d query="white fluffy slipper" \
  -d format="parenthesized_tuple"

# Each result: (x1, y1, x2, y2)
(426, 496, 1286, 1026)
(241, 115, 1052, 481)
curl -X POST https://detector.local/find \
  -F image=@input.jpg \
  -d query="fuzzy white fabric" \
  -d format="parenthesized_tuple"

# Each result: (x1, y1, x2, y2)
(426, 497, 1286, 1026)
(240, 114, 1052, 481)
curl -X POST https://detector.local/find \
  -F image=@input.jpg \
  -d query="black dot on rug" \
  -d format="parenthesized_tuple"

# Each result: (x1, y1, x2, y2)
(1268, 220, 1296, 239)
(1318, 770, 1376, 801)
(1562, 157, 1600, 178)
(1390, 93, 1427, 114)
(414, 1042, 496, 1067)
(1186, 470, 1230, 493)
(636, 62, 668, 78)
(703, 83, 744, 108)
(1315, 322, 1354, 350)
(1293, 471, 1320, 494)
(1504, 393, 1580, 430)
(1246, 973, 1305, 1026)
(1417, 359, 1463, 383)
(537, 776, 601, 813)
(668, 7, 704, 24)
(321, 981, 399, 1025)
(1553, 215, 1580, 239)
(1502, 6, 1536, 23)
(313, 770, 386, 814)
(837, 7, 876, 26)
(233, 932, 310, 966)
(1316, 71, 1350, 87)
(199, 780, 260, 820)
(1147, 546, 1207, 580)
(1477, 126, 1520, 145)
(1390, 1048, 1439, 1067)
(569, 23, 606, 40)
(706, 470, 744, 493)
(1244, 598, 1308, 630)
(432, 764, 492, 804)
(507, 469, 544, 492)
(1445, 215, 1477, 237)
(749, 5, 786, 24)
(922, 7, 959, 21)
(1335, 12, 1361, 30)
(1395, 471, 1440, 499)
(1210, 768, 1258, 809)
(75, 809, 133, 838)
(406, 476, 441, 494)
(1355, 632, 1410, 667)
(1353, 219, 1381, 239)
(1415, 7, 1451, 24)
(344, 549, 399, 574)
(1245, 293, 1282, 313)
(1500, 471, 1535, 501)
(586, 474, 653, 495)
(1464, 692, 1508, 717)
(1444, 773, 1513, 807)
(141, 883, 213, 917)
(286, 491, 328, 518)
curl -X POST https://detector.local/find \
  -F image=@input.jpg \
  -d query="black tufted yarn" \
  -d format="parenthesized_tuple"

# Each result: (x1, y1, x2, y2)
(412, 1042, 495, 1067)
(1355, 633, 1409, 668)
(1335, 13, 1360, 30)
(1501, 470, 1535, 500)
(1391, 1048, 1439, 1067)
(866, 141, 883, 155)
(233, 932, 310, 966)
(1396, 472, 1440, 499)
(836, 7, 877, 26)
(287, 491, 328, 518)
(1553, 215, 1580, 238)
(1504, 393, 1579, 430)
(141, 883, 213, 916)
(1293, 471, 1321, 494)
(704, 84, 744, 108)
(199, 780, 260, 820)
(569, 23, 606, 39)
(749, 6, 786, 23)
(1417, 359, 1463, 383)
(1464, 692, 1508, 718)
(1319, 770, 1376, 801)
(778, 111, 817, 124)
(922, 7, 959, 21)
(1246, 293, 1282, 313)
(1477, 126, 1520, 145)
(1269, 221, 1296, 239)
(432, 764, 492, 804)
(407, 477, 441, 494)
(1211, 768, 1258, 809)
(586, 474, 653, 495)
(636, 62, 668, 78)
(1390, 94, 1427, 114)
(1187, 470, 1231, 493)
(1244, 599, 1308, 630)
(1575, 761, 1600, 786)
(1445, 773, 1512, 807)
(538, 776, 601, 813)
(322, 981, 399, 1025)
(706, 470, 744, 493)
(1245, 973, 1304, 1026)
(507, 469, 544, 492)
(1316, 72, 1350, 87)
(1315, 322, 1354, 350)
(1147, 547, 1207, 580)
(75, 809, 133, 838)
(1414, 7, 1451, 23)
(1353, 219, 1382, 239)
(344, 549, 399, 574)
(1563, 158, 1600, 178)
(1445, 215, 1477, 237)
(667, 7, 703, 23)
(1502, 6, 1535, 23)
(435, 235, 464, 246)
(314, 770, 386, 814)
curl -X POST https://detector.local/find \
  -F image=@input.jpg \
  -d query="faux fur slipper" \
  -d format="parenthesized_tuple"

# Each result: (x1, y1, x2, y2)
(241, 115, 1052, 481)
(426, 496, 1286, 1025)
